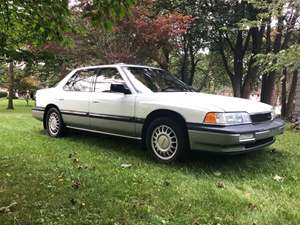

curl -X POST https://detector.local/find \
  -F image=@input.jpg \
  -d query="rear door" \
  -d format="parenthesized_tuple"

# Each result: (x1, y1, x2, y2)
(89, 67, 136, 137)
(60, 68, 98, 129)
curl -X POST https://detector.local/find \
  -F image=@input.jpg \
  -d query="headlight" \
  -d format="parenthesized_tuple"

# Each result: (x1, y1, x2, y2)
(203, 112, 251, 125)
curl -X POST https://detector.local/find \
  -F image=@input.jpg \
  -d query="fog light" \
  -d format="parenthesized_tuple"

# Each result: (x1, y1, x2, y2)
(239, 133, 255, 142)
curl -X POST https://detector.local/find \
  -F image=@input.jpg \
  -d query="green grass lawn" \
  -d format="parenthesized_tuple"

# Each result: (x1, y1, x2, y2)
(0, 99, 299, 225)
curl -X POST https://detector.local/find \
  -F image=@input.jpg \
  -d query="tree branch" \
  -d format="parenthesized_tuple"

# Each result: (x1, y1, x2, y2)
(241, 29, 251, 56)
(223, 32, 235, 52)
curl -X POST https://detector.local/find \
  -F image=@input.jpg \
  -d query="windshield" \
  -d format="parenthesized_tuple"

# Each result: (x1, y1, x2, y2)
(124, 67, 193, 93)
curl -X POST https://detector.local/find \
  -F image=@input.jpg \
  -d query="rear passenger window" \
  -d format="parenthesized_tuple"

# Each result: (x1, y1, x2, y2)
(64, 69, 98, 92)
(94, 68, 124, 93)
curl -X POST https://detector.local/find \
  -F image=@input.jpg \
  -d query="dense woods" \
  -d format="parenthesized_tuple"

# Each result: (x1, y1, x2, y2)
(0, 0, 299, 118)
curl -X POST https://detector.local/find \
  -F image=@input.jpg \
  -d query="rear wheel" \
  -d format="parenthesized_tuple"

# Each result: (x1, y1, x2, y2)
(145, 117, 188, 163)
(46, 108, 65, 137)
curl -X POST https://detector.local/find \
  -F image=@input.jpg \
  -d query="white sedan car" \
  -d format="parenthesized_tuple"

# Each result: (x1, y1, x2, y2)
(33, 64, 284, 162)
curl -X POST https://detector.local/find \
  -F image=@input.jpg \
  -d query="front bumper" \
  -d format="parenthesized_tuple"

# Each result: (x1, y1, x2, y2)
(187, 118, 284, 153)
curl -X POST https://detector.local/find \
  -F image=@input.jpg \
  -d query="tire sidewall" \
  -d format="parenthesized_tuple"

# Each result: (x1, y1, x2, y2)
(145, 117, 187, 163)
(46, 108, 64, 137)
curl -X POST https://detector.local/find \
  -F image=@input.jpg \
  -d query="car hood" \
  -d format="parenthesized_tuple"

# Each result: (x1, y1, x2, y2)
(139, 92, 272, 114)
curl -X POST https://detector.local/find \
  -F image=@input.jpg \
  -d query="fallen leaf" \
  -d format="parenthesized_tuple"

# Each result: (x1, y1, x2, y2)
(213, 171, 222, 176)
(0, 201, 17, 213)
(73, 158, 79, 164)
(69, 152, 77, 158)
(71, 180, 81, 189)
(248, 203, 257, 210)
(273, 175, 284, 182)
(216, 181, 225, 188)
(244, 192, 251, 198)
(121, 163, 132, 168)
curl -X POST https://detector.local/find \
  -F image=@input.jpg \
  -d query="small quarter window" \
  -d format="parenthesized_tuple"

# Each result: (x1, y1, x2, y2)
(94, 68, 125, 93)
(64, 69, 98, 92)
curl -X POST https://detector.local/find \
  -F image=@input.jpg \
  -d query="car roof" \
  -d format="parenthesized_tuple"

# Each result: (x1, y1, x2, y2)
(74, 63, 162, 71)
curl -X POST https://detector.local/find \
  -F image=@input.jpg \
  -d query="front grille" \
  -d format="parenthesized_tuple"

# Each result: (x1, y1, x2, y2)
(250, 113, 272, 123)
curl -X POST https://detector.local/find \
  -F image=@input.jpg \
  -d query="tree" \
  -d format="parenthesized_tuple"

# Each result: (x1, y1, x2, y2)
(115, 0, 192, 69)
(155, 0, 209, 85)
(260, 1, 299, 104)
(0, 0, 135, 109)
(0, 0, 70, 109)
(201, 0, 273, 98)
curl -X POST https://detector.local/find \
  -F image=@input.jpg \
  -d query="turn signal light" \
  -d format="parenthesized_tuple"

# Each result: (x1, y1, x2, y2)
(204, 112, 217, 124)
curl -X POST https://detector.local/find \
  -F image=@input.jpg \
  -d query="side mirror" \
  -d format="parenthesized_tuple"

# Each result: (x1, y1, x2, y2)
(110, 83, 131, 94)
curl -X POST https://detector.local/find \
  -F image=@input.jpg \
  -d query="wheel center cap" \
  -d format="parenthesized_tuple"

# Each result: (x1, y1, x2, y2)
(157, 135, 170, 150)
(50, 117, 58, 130)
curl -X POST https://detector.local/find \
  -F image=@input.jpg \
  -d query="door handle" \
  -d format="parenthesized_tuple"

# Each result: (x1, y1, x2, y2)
(55, 98, 64, 101)
(92, 100, 100, 103)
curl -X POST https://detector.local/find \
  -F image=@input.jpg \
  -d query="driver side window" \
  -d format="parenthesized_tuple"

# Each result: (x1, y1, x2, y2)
(64, 69, 97, 92)
(94, 68, 124, 93)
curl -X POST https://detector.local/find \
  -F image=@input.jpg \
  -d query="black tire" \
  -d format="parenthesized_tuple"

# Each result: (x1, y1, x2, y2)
(45, 107, 65, 137)
(145, 117, 188, 163)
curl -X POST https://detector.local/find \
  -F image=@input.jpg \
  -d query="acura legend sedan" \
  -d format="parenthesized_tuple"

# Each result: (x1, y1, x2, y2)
(32, 64, 284, 162)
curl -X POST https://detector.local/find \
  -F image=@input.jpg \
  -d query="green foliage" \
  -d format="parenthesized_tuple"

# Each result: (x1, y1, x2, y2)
(0, 0, 71, 53)
(0, 91, 7, 98)
(256, 44, 300, 74)
(80, 0, 136, 30)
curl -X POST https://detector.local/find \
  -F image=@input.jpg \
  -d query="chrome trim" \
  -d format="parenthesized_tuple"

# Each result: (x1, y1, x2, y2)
(32, 107, 45, 112)
(61, 110, 88, 116)
(249, 111, 272, 115)
(89, 113, 133, 122)
(239, 138, 256, 143)
(255, 130, 271, 135)
(60, 110, 145, 123)
(66, 126, 142, 140)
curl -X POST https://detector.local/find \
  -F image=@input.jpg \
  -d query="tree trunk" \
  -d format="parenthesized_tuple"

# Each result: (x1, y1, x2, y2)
(261, 73, 276, 105)
(59, 62, 67, 80)
(231, 76, 242, 98)
(242, 57, 257, 99)
(188, 45, 197, 86)
(281, 68, 287, 118)
(242, 25, 265, 99)
(7, 61, 14, 110)
(286, 70, 298, 118)
(261, 20, 272, 103)
(231, 31, 244, 97)
(180, 37, 189, 83)
(261, 16, 284, 104)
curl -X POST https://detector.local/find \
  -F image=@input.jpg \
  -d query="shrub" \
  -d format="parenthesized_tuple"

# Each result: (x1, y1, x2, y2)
(0, 91, 7, 98)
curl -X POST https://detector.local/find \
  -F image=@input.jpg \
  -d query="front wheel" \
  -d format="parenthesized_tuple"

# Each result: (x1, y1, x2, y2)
(145, 117, 188, 163)
(45, 108, 65, 137)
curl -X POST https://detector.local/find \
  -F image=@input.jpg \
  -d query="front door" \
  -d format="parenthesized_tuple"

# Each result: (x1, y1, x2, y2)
(60, 68, 98, 128)
(89, 67, 136, 137)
